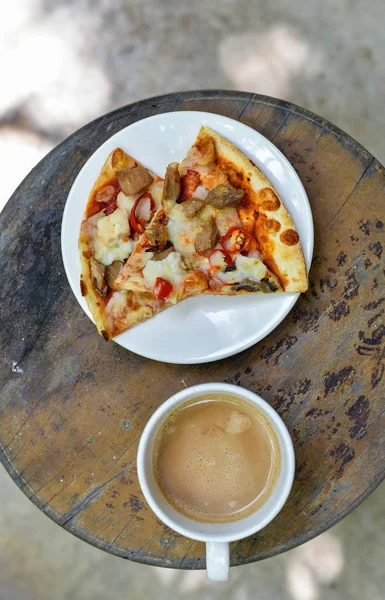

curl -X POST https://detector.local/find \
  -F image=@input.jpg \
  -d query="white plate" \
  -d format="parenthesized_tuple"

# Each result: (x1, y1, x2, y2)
(62, 111, 313, 364)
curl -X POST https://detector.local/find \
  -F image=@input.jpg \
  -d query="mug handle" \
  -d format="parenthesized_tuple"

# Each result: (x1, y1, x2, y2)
(206, 541, 229, 581)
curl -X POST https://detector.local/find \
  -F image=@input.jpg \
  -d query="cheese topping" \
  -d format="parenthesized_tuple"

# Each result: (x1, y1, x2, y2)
(90, 207, 132, 265)
(215, 255, 267, 285)
(167, 204, 215, 255)
(94, 238, 134, 266)
(83, 171, 164, 275)
(193, 185, 209, 200)
(167, 207, 200, 255)
(150, 179, 164, 209)
(97, 208, 130, 246)
(117, 191, 139, 214)
(142, 252, 186, 290)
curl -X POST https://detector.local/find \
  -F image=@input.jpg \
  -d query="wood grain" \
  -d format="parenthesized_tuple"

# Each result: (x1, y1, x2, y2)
(1, 91, 384, 569)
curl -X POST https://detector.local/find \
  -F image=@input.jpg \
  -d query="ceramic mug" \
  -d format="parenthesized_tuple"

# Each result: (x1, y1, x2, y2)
(137, 383, 295, 581)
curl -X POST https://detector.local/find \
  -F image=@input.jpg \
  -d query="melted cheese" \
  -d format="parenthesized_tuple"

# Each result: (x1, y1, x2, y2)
(236, 255, 267, 280)
(167, 194, 243, 258)
(216, 255, 267, 284)
(92, 208, 133, 265)
(97, 208, 130, 246)
(83, 174, 163, 271)
(142, 252, 186, 288)
(82, 212, 133, 266)
(193, 185, 209, 200)
(167, 207, 200, 255)
(94, 238, 134, 266)
(165, 252, 188, 281)
(117, 191, 139, 214)
(142, 260, 170, 287)
(167, 204, 214, 255)
(150, 179, 164, 209)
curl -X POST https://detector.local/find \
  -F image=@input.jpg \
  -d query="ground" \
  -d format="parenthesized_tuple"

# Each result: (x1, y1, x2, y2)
(1, 0, 384, 598)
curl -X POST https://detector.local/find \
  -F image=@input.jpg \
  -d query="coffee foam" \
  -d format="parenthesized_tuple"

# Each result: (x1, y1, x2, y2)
(153, 394, 280, 523)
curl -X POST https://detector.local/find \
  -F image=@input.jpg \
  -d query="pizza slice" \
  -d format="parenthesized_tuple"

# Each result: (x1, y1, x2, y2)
(115, 127, 307, 304)
(78, 148, 165, 340)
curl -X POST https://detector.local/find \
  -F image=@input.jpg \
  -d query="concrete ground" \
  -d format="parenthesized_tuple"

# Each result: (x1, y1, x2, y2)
(1, 0, 384, 598)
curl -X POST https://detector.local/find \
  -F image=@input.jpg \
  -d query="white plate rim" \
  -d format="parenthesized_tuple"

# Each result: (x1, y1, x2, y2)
(61, 110, 313, 364)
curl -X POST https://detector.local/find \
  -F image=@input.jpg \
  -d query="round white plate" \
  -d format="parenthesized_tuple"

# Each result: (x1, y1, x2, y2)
(62, 111, 313, 364)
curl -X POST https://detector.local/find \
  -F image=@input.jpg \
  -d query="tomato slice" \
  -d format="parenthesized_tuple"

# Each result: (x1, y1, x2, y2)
(153, 277, 173, 300)
(208, 248, 234, 271)
(130, 192, 155, 233)
(221, 227, 252, 253)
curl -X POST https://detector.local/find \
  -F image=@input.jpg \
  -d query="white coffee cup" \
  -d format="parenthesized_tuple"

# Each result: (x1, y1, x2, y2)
(137, 383, 295, 581)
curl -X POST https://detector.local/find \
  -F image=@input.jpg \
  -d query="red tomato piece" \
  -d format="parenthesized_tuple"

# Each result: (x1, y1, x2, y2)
(153, 277, 173, 300)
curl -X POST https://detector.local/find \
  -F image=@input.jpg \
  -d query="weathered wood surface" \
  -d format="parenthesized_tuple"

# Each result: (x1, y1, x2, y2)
(1, 91, 384, 569)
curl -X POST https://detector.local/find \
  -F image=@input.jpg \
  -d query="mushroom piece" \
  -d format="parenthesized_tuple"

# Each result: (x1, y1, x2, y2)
(117, 166, 153, 196)
(235, 278, 278, 293)
(145, 217, 169, 248)
(260, 277, 279, 292)
(180, 254, 205, 270)
(179, 197, 204, 218)
(105, 261, 124, 290)
(194, 218, 219, 254)
(205, 184, 245, 209)
(90, 257, 108, 296)
(162, 162, 181, 209)
(152, 245, 175, 261)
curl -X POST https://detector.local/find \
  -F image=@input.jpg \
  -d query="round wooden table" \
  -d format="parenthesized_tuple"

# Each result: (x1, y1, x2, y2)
(1, 91, 384, 569)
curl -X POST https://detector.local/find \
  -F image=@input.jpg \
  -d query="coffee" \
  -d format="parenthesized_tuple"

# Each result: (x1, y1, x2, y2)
(153, 394, 280, 523)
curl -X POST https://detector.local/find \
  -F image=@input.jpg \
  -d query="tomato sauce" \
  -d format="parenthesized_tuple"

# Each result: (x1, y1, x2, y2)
(85, 177, 121, 218)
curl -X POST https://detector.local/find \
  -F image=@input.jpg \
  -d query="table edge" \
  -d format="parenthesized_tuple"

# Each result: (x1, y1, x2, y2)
(1, 89, 384, 568)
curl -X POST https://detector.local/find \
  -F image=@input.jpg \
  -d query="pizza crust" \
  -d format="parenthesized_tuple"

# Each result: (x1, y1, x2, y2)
(117, 128, 306, 302)
(80, 131, 308, 340)
(88, 148, 135, 205)
(79, 148, 163, 339)
(79, 239, 157, 339)
(199, 127, 308, 292)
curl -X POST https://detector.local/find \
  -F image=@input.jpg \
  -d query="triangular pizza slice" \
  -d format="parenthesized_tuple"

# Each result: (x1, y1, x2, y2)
(115, 127, 308, 305)
(78, 148, 165, 340)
